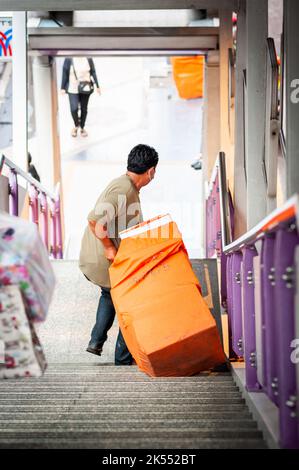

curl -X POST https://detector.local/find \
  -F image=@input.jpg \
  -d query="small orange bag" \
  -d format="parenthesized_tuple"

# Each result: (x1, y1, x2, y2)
(109, 215, 226, 377)
(171, 56, 204, 99)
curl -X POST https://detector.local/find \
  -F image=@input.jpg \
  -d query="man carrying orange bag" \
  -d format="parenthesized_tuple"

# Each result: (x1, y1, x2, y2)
(109, 215, 226, 377)
(79, 144, 159, 365)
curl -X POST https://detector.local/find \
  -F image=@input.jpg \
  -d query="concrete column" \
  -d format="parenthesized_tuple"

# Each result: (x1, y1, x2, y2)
(246, 0, 268, 229)
(219, 9, 234, 190)
(284, 0, 299, 198)
(12, 12, 27, 170)
(233, 0, 247, 238)
(202, 50, 220, 184)
(32, 56, 61, 189)
(268, 0, 283, 56)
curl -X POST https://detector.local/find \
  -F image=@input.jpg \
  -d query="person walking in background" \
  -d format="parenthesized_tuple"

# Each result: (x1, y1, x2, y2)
(27, 152, 40, 182)
(60, 57, 101, 138)
(79, 144, 159, 365)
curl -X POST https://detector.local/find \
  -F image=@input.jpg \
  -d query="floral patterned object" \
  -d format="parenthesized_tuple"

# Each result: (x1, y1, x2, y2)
(0, 212, 55, 322)
(0, 260, 46, 322)
(0, 285, 47, 379)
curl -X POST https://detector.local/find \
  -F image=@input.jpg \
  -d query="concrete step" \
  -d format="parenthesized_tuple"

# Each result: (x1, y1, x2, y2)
(1, 404, 251, 413)
(0, 429, 263, 439)
(0, 438, 267, 449)
(0, 411, 254, 420)
(0, 391, 242, 398)
(0, 420, 258, 430)
(0, 383, 238, 391)
(0, 346, 266, 449)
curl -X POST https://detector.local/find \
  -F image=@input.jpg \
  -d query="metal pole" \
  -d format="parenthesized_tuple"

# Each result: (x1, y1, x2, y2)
(40, 192, 49, 251)
(8, 169, 18, 216)
(242, 245, 262, 391)
(28, 184, 39, 226)
(12, 12, 27, 170)
(55, 194, 63, 259)
(50, 199, 57, 259)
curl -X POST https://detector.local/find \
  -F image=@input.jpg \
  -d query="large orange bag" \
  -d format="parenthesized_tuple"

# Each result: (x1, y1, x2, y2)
(171, 56, 204, 99)
(109, 215, 226, 377)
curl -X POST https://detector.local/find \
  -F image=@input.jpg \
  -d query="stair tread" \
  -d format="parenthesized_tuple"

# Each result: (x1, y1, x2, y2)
(0, 363, 266, 449)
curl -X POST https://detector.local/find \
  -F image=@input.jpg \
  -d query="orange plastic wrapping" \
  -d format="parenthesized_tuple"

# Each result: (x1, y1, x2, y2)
(109, 216, 226, 377)
(171, 56, 204, 100)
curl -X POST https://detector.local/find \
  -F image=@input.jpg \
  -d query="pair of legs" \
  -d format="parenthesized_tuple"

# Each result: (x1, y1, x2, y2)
(88, 286, 133, 365)
(68, 92, 90, 134)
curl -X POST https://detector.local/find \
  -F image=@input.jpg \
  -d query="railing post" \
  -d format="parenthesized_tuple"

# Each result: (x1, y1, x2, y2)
(231, 251, 244, 357)
(40, 192, 49, 251)
(50, 199, 57, 259)
(8, 169, 18, 216)
(205, 199, 209, 257)
(220, 251, 228, 308)
(55, 194, 63, 260)
(215, 174, 222, 255)
(226, 254, 236, 359)
(28, 184, 39, 226)
(261, 232, 279, 404)
(242, 244, 262, 392)
(274, 220, 299, 449)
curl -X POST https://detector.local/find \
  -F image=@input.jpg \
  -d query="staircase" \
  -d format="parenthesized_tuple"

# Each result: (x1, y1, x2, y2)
(0, 261, 267, 449)
(0, 364, 266, 449)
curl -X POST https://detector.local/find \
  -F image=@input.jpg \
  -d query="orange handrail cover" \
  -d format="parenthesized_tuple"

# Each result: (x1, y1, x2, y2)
(109, 218, 226, 377)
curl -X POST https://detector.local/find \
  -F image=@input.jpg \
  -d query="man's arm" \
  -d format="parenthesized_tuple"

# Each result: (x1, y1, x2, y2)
(89, 220, 117, 262)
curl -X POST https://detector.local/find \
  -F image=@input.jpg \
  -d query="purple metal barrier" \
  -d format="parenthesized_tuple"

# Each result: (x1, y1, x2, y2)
(215, 174, 222, 255)
(55, 192, 63, 259)
(242, 245, 262, 392)
(226, 254, 240, 359)
(40, 192, 49, 251)
(8, 169, 18, 216)
(220, 251, 228, 308)
(231, 251, 244, 357)
(50, 199, 57, 259)
(261, 233, 279, 404)
(205, 152, 299, 448)
(0, 155, 63, 259)
(226, 254, 233, 347)
(28, 184, 39, 226)
(274, 221, 299, 449)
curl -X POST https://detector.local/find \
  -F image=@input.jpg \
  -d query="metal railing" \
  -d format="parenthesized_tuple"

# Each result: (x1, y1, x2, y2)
(0, 154, 63, 259)
(206, 151, 299, 449)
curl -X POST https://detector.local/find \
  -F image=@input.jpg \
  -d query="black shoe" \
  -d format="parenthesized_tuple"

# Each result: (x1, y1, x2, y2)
(86, 346, 103, 356)
(210, 361, 230, 372)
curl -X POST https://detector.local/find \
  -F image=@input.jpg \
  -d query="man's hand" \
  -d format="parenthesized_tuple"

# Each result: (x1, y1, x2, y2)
(96, 87, 101, 95)
(89, 220, 117, 262)
(60, 89, 66, 95)
(104, 245, 117, 262)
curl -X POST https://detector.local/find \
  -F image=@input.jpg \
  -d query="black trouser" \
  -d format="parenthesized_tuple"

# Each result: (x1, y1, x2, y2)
(68, 92, 91, 129)
(84, 275, 133, 365)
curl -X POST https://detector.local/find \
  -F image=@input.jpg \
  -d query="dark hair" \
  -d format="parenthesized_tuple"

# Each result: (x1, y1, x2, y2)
(127, 144, 159, 175)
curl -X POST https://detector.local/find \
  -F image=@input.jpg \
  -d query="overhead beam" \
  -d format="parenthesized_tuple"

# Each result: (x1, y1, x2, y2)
(28, 27, 219, 53)
(0, 0, 238, 11)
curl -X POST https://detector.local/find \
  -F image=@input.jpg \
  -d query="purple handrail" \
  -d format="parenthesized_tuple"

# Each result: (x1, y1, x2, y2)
(0, 154, 63, 259)
(205, 151, 299, 448)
